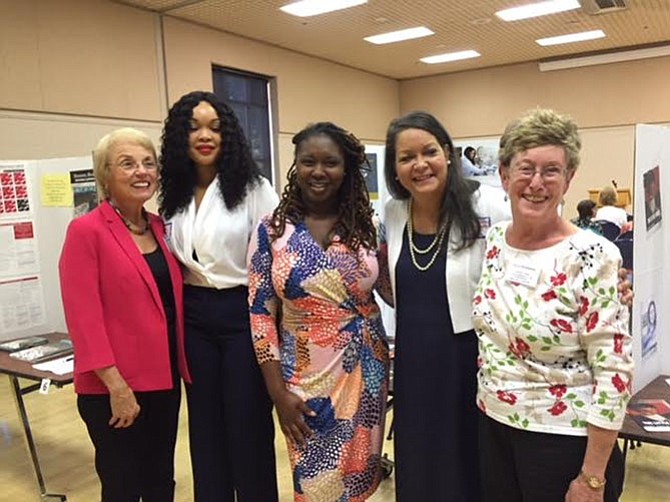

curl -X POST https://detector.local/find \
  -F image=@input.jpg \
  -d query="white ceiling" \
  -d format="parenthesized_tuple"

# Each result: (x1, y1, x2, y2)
(113, 0, 670, 79)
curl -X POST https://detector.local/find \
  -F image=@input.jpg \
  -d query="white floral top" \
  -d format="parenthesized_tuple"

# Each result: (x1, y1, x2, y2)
(473, 222, 634, 436)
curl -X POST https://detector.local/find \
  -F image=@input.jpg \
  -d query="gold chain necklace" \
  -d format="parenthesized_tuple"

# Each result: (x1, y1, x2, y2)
(407, 200, 446, 272)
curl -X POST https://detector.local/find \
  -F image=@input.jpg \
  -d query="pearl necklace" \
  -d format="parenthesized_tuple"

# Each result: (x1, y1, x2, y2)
(407, 200, 446, 272)
(109, 201, 149, 235)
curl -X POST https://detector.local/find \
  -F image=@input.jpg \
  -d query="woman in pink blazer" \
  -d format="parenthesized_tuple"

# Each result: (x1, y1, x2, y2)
(59, 128, 190, 502)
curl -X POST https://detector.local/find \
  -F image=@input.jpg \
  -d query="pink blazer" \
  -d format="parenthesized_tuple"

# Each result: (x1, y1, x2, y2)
(59, 201, 191, 394)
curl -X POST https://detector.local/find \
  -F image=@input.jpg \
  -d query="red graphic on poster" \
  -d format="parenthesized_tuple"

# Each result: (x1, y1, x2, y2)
(13, 221, 34, 239)
(0, 167, 30, 214)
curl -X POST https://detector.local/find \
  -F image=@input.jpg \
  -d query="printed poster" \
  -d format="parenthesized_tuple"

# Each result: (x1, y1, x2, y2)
(40, 173, 73, 207)
(0, 276, 46, 334)
(0, 165, 32, 218)
(71, 169, 98, 217)
(0, 220, 40, 278)
(627, 399, 670, 432)
(643, 165, 662, 231)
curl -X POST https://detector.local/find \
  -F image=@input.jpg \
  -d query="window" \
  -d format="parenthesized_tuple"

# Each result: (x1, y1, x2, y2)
(212, 67, 275, 183)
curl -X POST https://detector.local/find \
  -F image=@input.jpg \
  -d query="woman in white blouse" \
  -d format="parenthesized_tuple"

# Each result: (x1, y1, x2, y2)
(473, 109, 633, 502)
(159, 91, 279, 502)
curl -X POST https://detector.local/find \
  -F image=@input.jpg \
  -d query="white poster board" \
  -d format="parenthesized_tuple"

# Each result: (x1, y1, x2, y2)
(631, 124, 670, 391)
(0, 156, 93, 340)
(365, 145, 395, 344)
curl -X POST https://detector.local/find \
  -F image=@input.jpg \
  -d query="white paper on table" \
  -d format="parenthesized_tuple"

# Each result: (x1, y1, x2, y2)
(32, 355, 74, 375)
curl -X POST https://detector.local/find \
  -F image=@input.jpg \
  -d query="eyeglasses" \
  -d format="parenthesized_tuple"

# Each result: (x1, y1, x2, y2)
(512, 165, 565, 181)
(113, 158, 158, 171)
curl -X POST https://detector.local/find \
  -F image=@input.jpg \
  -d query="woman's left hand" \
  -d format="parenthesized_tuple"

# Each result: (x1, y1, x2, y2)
(565, 477, 604, 502)
(617, 267, 633, 307)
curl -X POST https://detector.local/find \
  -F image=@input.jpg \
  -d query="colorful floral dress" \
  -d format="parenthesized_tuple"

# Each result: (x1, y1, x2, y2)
(248, 218, 390, 502)
(473, 222, 634, 435)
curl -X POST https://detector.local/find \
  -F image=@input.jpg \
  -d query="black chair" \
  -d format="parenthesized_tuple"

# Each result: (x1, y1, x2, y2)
(617, 230, 633, 241)
(614, 238, 633, 271)
(596, 220, 621, 241)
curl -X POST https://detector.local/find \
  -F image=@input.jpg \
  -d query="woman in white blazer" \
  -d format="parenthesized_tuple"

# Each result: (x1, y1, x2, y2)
(381, 111, 510, 502)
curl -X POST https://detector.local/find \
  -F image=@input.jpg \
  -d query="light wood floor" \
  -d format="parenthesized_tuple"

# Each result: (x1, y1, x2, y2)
(0, 377, 667, 501)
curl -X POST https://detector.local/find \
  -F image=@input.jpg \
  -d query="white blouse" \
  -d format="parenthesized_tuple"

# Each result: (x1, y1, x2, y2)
(166, 177, 278, 289)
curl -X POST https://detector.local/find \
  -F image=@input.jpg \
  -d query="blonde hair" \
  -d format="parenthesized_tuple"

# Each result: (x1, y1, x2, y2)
(92, 128, 157, 198)
(599, 185, 618, 206)
(498, 109, 581, 173)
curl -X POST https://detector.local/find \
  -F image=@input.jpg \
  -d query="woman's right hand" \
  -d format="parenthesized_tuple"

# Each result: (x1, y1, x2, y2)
(108, 386, 141, 428)
(273, 389, 315, 447)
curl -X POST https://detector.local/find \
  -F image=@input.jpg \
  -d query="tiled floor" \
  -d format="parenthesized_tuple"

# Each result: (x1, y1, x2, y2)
(1, 378, 668, 501)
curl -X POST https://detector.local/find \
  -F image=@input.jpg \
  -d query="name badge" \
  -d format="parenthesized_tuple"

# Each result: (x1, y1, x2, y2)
(478, 216, 491, 238)
(505, 260, 540, 288)
(164, 221, 172, 241)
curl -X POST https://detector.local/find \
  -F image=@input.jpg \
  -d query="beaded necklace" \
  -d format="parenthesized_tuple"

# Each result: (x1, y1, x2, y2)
(407, 199, 446, 272)
(109, 201, 149, 235)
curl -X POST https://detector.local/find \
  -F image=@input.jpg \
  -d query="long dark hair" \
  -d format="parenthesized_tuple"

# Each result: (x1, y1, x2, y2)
(270, 122, 377, 251)
(384, 111, 481, 251)
(158, 90, 262, 219)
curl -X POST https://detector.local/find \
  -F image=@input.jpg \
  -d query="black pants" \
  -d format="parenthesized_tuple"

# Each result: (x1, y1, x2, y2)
(479, 413, 624, 502)
(77, 386, 181, 502)
(184, 285, 277, 502)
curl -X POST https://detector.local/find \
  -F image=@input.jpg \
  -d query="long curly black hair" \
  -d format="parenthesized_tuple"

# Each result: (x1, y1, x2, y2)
(158, 90, 262, 219)
(270, 122, 377, 251)
(384, 111, 481, 252)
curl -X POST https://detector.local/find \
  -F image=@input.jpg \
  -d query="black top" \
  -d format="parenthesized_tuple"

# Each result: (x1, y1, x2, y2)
(143, 246, 179, 387)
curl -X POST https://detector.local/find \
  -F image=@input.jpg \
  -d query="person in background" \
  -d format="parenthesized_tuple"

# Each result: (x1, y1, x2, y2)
(248, 122, 390, 501)
(59, 128, 190, 501)
(474, 109, 633, 502)
(596, 185, 628, 228)
(159, 91, 279, 502)
(461, 145, 489, 176)
(382, 111, 511, 501)
(571, 199, 603, 235)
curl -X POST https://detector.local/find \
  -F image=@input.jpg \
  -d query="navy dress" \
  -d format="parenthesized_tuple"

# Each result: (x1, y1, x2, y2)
(393, 229, 480, 502)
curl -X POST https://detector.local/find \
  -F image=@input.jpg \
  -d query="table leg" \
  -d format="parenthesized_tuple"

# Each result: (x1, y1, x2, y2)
(622, 438, 629, 463)
(9, 375, 67, 501)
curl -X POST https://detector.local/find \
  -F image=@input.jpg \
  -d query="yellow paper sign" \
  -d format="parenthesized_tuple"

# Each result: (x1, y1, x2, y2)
(40, 173, 73, 207)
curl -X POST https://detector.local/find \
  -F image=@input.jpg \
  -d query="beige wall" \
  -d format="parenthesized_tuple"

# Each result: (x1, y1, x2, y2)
(162, 17, 398, 184)
(0, 0, 163, 121)
(399, 57, 670, 215)
(1, 0, 666, 215)
(0, 0, 399, 190)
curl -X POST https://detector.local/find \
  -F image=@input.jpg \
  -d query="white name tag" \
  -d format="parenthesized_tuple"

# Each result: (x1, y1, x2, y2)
(505, 261, 541, 288)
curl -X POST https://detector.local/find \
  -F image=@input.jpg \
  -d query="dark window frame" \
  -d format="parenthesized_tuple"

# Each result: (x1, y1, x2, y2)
(212, 66, 276, 184)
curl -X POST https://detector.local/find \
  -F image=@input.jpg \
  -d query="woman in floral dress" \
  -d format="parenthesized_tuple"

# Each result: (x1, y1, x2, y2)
(473, 109, 634, 502)
(248, 122, 389, 502)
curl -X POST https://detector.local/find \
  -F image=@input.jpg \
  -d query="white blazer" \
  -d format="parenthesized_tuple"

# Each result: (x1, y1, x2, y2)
(384, 184, 511, 334)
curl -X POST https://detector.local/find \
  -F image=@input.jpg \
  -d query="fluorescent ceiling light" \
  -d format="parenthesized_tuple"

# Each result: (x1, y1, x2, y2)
(539, 44, 670, 71)
(280, 0, 367, 17)
(365, 26, 434, 45)
(496, 0, 580, 21)
(536, 29, 605, 46)
(420, 50, 481, 64)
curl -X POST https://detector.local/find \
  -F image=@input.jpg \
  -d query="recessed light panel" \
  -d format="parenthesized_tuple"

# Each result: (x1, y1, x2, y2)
(280, 0, 367, 18)
(536, 29, 605, 46)
(496, 0, 580, 22)
(420, 50, 481, 64)
(364, 27, 434, 45)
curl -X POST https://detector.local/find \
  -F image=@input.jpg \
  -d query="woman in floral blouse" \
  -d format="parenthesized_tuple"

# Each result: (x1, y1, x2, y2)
(473, 109, 633, 502)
